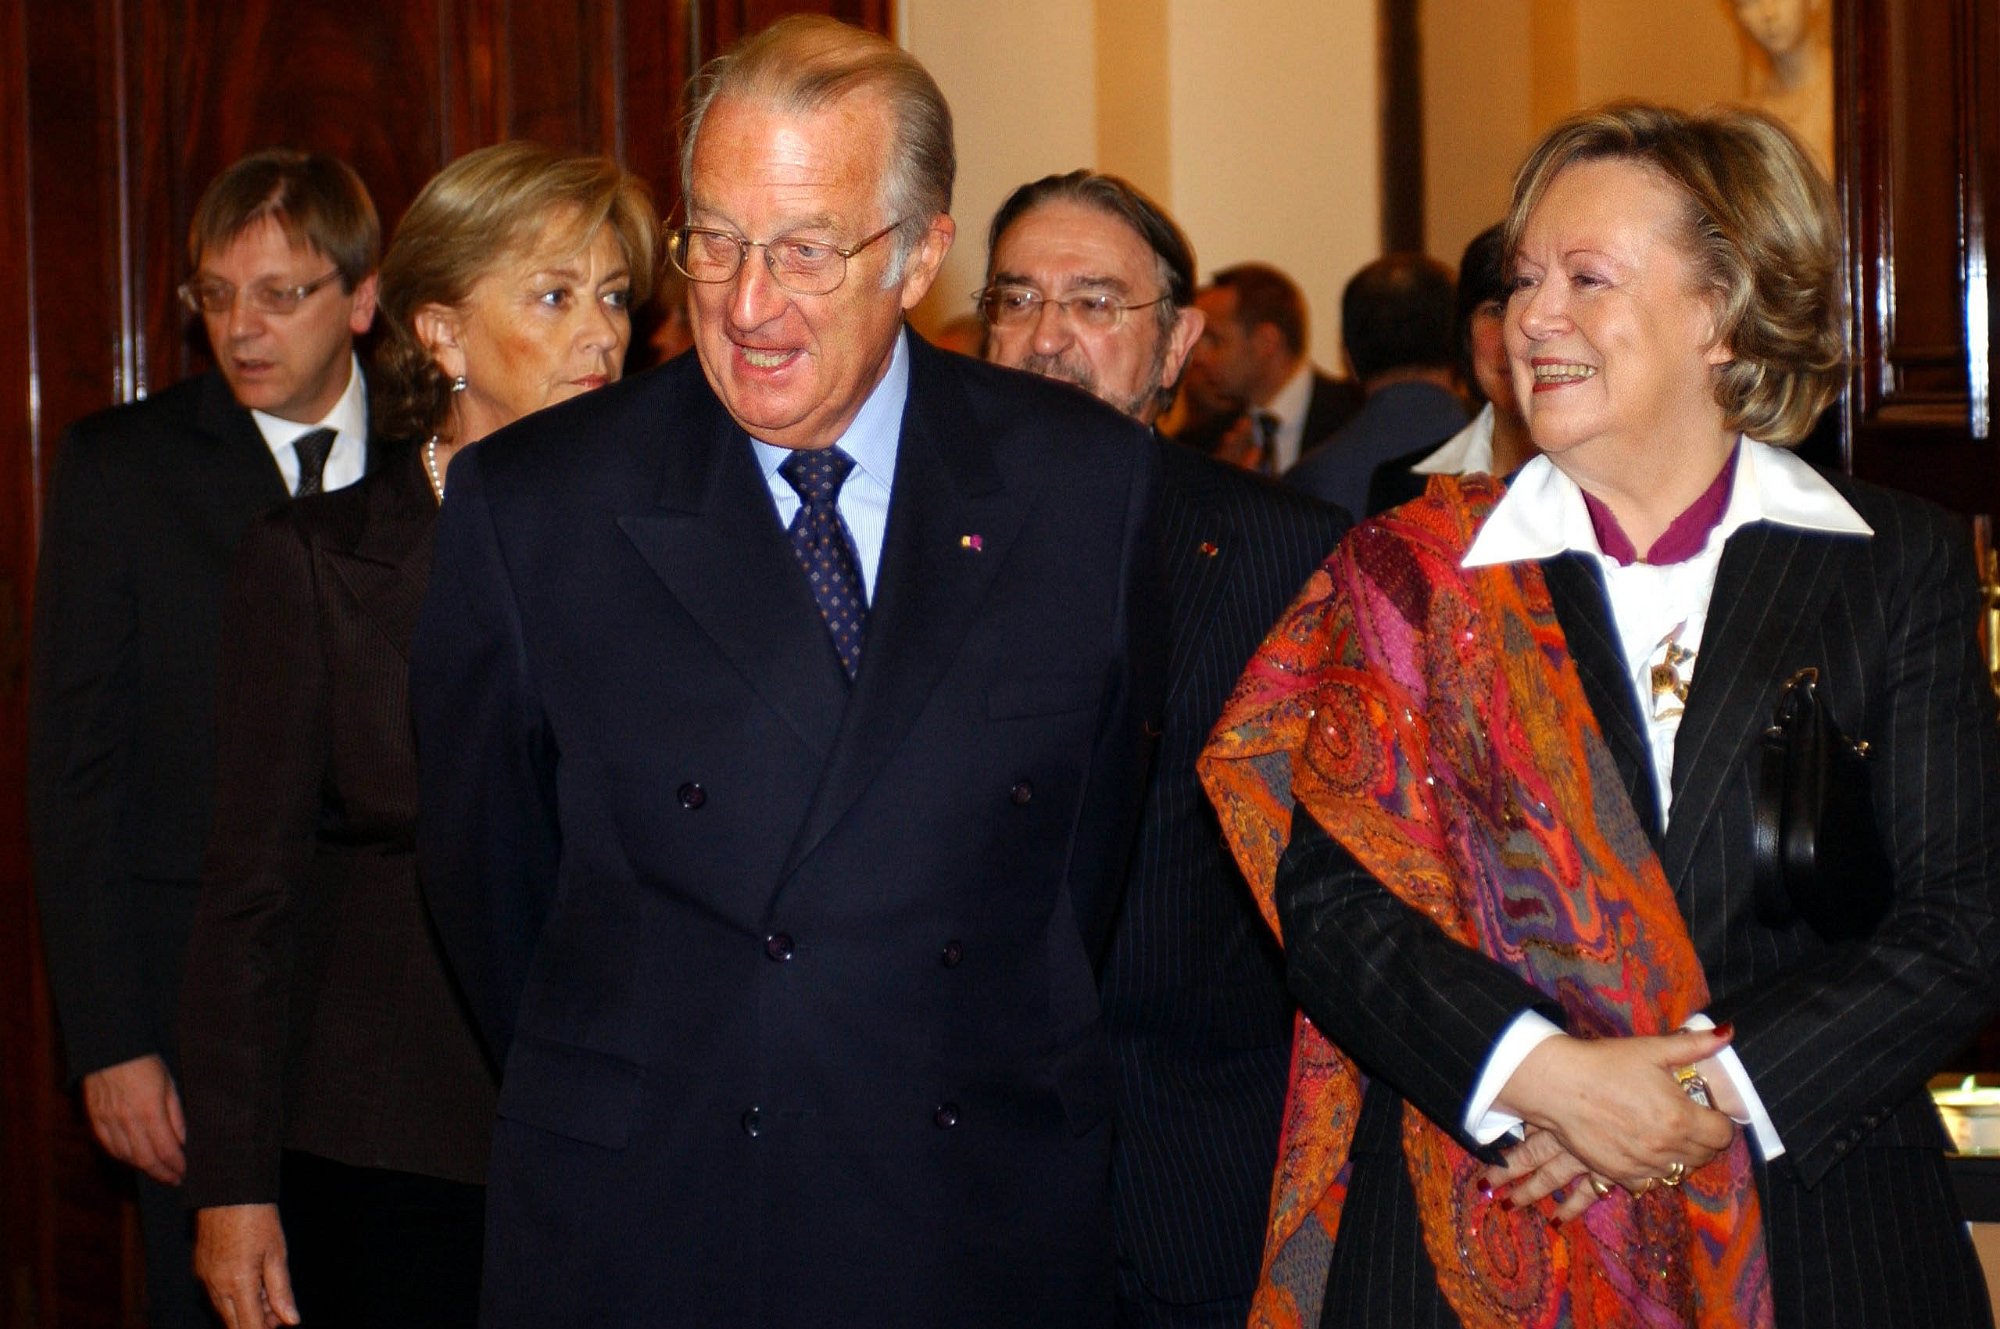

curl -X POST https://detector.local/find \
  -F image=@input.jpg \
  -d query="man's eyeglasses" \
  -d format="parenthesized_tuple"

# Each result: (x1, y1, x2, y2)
(177, 270, 345, 317)
(669, 220, 904, 296)
(977, 285, 1170, 332)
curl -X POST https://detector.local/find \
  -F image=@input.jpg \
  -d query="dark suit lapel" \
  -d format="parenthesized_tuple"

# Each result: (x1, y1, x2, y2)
(195, 371, 289, 506)
(1157, 455, 1230, 711)
(358, 364, 385, 475)
(1660, 523, 1845, 886)
(777, 341, 1023, 882)
(617, 387, 850, 760)
(324, 449, 437, 661)
(1542, 551, 1663, 848)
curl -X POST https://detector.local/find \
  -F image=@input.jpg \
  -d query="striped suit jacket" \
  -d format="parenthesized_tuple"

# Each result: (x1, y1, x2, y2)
(1276, 473, 2000, 1328)
(1103, 439, 1349, 1311)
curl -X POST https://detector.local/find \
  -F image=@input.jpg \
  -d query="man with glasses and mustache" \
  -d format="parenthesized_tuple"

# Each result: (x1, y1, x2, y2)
(413, 22, 1164, 1328)
(982, 171, 1348, 1329)
(30, 148, 379, 1328)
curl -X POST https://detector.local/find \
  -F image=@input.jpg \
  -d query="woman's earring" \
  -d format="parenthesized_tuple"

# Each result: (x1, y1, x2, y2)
(451, 375, 468, 394)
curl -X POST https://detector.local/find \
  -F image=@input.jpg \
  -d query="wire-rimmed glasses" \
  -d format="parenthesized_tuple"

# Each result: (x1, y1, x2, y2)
(669, 220, 904, 296)
(177, 270, 344, 317)
(976, 285, 1170, 332)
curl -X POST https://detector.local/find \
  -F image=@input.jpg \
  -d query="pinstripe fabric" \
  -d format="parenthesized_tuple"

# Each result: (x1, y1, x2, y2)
(1275, 474, 2000, 1328)
(1104, 439, 1349, 1321)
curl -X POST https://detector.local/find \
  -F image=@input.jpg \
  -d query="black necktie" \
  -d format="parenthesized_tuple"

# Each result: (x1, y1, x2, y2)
(1254, 411, 1280, 476)
(293, 427, 337, 497)
(778, 447, 869, 681)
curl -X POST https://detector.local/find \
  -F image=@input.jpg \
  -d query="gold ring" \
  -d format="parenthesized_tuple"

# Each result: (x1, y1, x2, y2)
(1636, 1176, 1657, 1195)
(1588, 1176, 1613, 1198)
(1660, 1161, 1687, 1188)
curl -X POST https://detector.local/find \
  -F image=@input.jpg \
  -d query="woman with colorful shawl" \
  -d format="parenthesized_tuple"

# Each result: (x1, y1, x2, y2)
(1200, 103, 2000, 1329)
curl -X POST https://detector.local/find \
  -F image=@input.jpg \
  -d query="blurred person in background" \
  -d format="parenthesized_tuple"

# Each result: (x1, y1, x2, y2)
(1286, 252, 1465, 519)
(30, 148, 381, 1329)
(1179, 262, 1359, 474)
(1368, 223, 1534, 514)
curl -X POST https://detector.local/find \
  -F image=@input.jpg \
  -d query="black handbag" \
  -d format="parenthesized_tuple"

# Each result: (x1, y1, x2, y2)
(1751, 666, 1893, 940)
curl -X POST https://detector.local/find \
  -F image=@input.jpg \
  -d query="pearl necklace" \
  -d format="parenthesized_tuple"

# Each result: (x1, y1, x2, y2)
(425, 435, 446, 503)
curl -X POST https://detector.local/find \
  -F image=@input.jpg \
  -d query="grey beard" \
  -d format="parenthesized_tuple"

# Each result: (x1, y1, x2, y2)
(1019, 349, 1160, 422)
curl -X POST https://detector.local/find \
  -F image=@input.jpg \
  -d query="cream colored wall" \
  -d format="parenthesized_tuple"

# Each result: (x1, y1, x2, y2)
(1166, 0, 1378, 372)
(902, 0, 1380, 371)
(1423, 0, 1750, 270)
(899, 1, 1100, 330)
(904, 0, 1756, 363)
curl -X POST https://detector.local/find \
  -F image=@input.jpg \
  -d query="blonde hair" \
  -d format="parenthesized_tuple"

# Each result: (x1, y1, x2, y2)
(373, 141, 657, 441)
(1505, 102, 1844, 445)
(679, 15, 953, 282)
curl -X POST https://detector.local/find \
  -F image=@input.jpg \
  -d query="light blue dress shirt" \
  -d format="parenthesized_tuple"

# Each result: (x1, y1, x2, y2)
(749, 329, 908, 604)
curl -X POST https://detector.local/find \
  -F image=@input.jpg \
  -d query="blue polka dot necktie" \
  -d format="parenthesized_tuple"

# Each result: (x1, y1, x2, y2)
(778, 446, 869, 681)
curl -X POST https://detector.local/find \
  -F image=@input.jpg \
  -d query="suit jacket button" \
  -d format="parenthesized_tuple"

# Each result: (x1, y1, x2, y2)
(933, 1102, 960, 1129)
(741, 1107, 762, 1137)
(678, 782, 706, 809)
(1009, 780, 1033, 806)
(765, 932, 795, 962)
(940, 940, 963, 968)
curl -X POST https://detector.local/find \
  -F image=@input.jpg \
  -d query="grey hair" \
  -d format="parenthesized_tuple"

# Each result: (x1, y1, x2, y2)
(679, 15, 954, 286)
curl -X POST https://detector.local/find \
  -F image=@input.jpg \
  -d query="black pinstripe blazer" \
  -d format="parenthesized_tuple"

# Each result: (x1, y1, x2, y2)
(1102, 439, 1349, 1307)
(1276, 473, 2000, 1328)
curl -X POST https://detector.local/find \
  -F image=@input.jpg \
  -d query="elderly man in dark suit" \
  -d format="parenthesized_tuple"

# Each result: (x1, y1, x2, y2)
(413, 19, 1163, 1329)
(980, 170, 1349, 1329)
(28, 149, 379, 1328)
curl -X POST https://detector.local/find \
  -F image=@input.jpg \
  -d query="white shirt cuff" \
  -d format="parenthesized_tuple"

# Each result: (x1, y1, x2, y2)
(1682, 1012, 1785, 1159)
(1463, 1011, 1564, 1143)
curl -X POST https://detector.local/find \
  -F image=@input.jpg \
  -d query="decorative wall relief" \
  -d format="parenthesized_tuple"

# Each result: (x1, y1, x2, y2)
(1733, 0, 1835, 172)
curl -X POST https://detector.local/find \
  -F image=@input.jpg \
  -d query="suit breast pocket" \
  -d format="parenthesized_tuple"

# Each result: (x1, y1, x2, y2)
(496, 1036, 643, 1150)
(987, 672, 1100, 721)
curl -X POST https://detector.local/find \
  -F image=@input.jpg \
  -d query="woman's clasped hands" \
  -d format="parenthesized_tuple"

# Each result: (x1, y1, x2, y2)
(1483, 1025, 1742, 1224)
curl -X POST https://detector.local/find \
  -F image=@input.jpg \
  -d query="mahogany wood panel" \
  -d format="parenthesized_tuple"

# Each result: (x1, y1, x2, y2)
(1379, 0, 1423, 254)
(1, 5, 40, 1328)
(701, 0, 892, 60)
(0, 3, 885, 1323)
(8, 4, 152, 1325)
(1840, 0, 2000, 516)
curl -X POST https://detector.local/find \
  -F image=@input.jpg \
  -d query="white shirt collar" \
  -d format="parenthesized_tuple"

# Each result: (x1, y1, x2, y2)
(1265, 359, 1314, 430)
(1413, 402, 1496, 476)
(250, 351, 368, 450)
(1463, 436, 1872, 569)
(1263, 360, 1316, 471)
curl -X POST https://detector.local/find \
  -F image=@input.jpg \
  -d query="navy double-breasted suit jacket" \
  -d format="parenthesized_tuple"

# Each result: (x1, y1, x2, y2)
(413, 333, 1164, 1328)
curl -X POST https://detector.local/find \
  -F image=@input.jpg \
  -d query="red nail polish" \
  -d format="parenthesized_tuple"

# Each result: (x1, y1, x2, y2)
(1478, 1180, 1494, 1200)
(1497, 1195, 1514, 1212)
(1715, 1021, 1735, 1040)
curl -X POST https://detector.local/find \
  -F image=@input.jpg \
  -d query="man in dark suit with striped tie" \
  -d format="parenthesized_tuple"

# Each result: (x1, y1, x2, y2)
(983, 171, 1350, 1329)
(29, 148, 379, 1328)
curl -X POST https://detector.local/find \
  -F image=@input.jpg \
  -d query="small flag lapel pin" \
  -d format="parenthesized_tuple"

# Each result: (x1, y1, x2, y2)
(960, 534, 983, 551)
